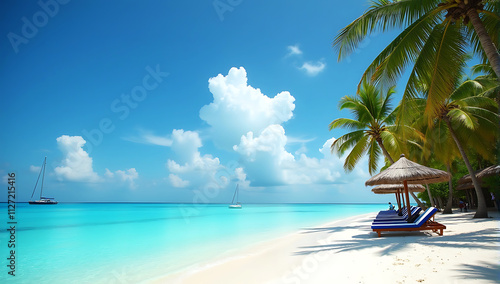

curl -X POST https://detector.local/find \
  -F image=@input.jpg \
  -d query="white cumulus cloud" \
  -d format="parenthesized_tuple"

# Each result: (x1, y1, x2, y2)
(54, 135, 139, 188)
(104, 168, 139, 188)
(234, 126, 366, 187)
(54, 135, 101, 182)
(300, 61, 326, 76)
(115, 168, 139, 188)
(169, 174, 190, 188)
(199, 67, 295, 149)
(234, 125, 294, 186)
(165, 129, 225, 189)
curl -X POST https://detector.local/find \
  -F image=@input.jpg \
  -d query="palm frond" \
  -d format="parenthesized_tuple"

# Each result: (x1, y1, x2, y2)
(329, 118, 365, 131)
(379, 86, 396, 119)
(447, 108, 477, 129)
(343, 135, 370, 173)
(360, 9, 443, 89)
(331, 130, 367, 156)
(367, 138, 382, 175)
(380, 130, 403, 159)
(334, 0, 440, 60)
(458, 96, 499, 109)
(401, 21, 467, 121)
(450, 79, 485, 101)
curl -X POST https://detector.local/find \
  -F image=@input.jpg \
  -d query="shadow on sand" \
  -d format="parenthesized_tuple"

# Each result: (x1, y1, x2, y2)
(453, 261, 500, 282)
(293, 212, 499, 282)
(296, 226, 499, 257)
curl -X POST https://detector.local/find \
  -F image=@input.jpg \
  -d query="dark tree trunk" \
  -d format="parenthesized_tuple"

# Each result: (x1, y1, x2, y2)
(444, 118, 488, 218)
(426, 184, 436, 207)
(376, 138, 394, 164)
(410, 191, 426, 209)
(466, 8, 500, 82)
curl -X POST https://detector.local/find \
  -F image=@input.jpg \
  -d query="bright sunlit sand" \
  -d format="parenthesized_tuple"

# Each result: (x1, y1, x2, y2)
(153, 210, 500, 284)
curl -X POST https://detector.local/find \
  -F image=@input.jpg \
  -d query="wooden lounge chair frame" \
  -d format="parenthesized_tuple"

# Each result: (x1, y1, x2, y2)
(373, 220, 446, 237)
(372, 207, 446, 237)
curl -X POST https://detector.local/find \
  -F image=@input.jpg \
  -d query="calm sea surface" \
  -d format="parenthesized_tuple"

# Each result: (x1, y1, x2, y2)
(0, 203, 384, 283)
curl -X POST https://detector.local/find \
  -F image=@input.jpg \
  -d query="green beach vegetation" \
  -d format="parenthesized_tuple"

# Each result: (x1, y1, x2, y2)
(331, 0, 500, 218)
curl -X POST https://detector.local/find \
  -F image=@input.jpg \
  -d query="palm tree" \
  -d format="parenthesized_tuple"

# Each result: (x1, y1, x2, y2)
(406, 114, 457, 211)
(408, 94, 460, 213)
(407, 76, 499, 217)
(329, 81, 411, 174)
(333, 0, 500, 118)
(331, 81, 429, 207)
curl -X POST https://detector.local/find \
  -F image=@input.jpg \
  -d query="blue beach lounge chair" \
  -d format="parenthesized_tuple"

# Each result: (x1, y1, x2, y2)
(376, 205, 415, 217)
(375, 207, 407, 218)
(373, 207, 422, 222)
(371, 207, 446, 237)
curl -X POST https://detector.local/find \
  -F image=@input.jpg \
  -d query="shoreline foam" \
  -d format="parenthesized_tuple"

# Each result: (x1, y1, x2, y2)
(150, 209, 500, 284)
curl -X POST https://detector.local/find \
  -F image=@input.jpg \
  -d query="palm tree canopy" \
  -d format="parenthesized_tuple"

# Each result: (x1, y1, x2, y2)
(406, 73, 499, 163)
(333, 0, 500, 119)
(330, 81, 418, 174)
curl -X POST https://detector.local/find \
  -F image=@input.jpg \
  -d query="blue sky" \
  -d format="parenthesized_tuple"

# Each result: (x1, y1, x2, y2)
(1, 0, 405, 203)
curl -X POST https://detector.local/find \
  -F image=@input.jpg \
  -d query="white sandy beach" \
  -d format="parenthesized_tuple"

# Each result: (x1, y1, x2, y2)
(150, 209, 500, 284)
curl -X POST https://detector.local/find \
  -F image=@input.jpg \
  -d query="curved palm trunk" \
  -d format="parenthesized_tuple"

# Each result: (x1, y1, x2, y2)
(376, 138, 394, 164)
(443, 163, 453, 214)
(410, 191, 426, 209)
(466, 8, 500, 81)
(426, 184, 436, 207)
(444, 118, 488, 218)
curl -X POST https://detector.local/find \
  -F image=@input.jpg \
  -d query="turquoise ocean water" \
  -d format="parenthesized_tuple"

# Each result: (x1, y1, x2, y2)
(0, 203, 383, 283)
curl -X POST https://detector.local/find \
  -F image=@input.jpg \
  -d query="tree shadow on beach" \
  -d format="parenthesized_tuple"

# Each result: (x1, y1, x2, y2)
(294, 227, 500, 257)
(453, 261, 500, 282)
(437, 212, 499, 224)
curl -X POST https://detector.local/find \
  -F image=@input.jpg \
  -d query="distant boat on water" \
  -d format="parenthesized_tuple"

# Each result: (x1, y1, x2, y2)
(29, 157, 57, 205)
(228, 184, 242, 209)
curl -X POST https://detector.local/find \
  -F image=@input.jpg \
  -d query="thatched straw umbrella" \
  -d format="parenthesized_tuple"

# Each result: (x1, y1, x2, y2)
(476, 165, 500, 179)
(372, 184, 425, 194)
(457, 165, 499, 190)
(457, 171, 480, 185)
(372, 184, 425, 213)
(456, 182, 474, 191)
(457, 165, 498, 183)
(457, 165, 499, 208)
(366, 154, 450, 219)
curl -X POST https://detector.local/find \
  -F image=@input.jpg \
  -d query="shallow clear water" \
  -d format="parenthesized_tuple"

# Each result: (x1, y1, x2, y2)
(0, 203, 383, 283)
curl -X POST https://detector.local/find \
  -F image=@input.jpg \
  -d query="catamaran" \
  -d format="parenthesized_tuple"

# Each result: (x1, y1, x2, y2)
(228, 184, 242, 209)
(29, 157, 58, 205)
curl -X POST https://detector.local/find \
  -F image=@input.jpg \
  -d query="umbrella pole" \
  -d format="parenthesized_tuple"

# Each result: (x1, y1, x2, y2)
(399, 189, 405, 216)
(395, 190, 402, 214)
(404, 180, 411, 220)
(394, 193, 398, 209)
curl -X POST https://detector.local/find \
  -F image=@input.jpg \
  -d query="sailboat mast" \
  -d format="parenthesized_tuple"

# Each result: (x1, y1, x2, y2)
(30, 157, 45, 200)
(40, 157, 46, 198)
(231, 184, 239, 204)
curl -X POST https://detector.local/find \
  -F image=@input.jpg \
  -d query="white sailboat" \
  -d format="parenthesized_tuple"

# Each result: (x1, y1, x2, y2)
(229, 184, 242, 209)
(29, 157, 58, 205)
